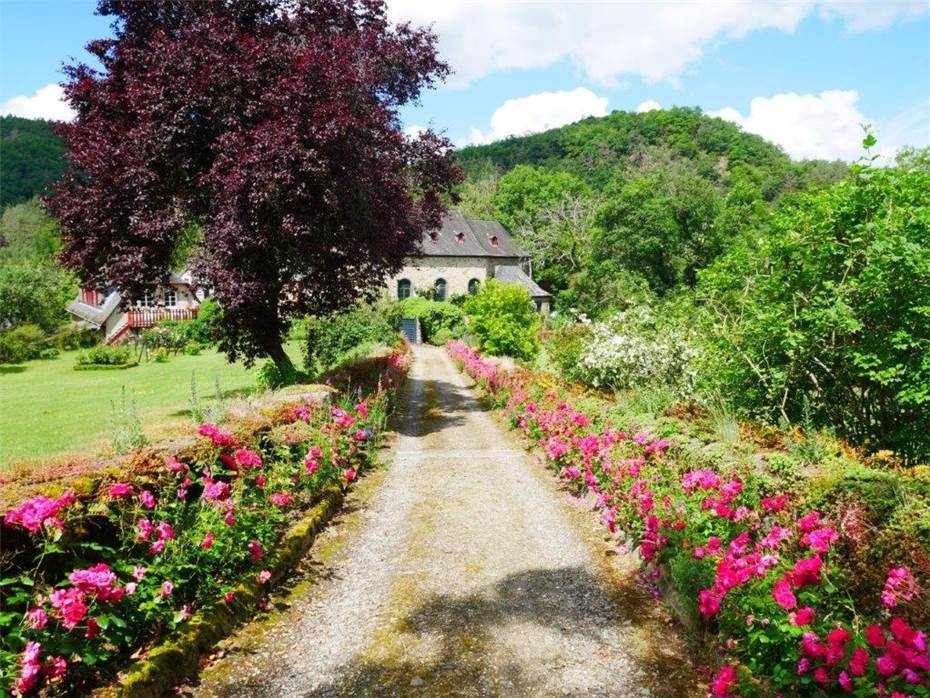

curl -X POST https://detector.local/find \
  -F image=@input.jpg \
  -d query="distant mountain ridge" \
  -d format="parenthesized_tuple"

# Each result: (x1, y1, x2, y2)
(0, 116, 68, 209)
(456, 106, 846, 199)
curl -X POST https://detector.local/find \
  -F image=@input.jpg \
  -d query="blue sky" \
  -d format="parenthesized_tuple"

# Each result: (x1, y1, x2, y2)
(3, 1, 929, 161)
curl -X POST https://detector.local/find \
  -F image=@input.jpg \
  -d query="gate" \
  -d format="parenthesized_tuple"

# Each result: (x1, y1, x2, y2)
(401, 317, 420, 344)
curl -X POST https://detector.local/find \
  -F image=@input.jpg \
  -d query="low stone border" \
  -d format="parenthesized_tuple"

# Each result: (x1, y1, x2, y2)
(102, 483, 346, 697)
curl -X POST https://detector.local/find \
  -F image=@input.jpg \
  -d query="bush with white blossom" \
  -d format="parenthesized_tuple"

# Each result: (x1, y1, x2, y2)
(574, 306, 697, 394)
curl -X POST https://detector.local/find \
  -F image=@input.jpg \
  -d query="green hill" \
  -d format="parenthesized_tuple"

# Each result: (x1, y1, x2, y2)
(457, 106, 846, 200)
(0, 116, 68, 209)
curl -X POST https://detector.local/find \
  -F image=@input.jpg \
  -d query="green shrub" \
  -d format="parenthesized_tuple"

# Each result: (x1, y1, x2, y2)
(464, 279, 540, 361)
(52, 323, 100, 350)
(429, 327, 455, 346)
(184, 297, 223, 345)
(698, 159, 930, 462)
(388, 297, 466, 341)
(0, 323, 48, 363)
(142, 323, 187, 355)
(304, 305, 398, 374)
(183, 340, 204, 355)
(255, 358, 298, 391)
(151, 346, 171, 363)
(543, 324, 592, 380)
(76, 344, 135, 366)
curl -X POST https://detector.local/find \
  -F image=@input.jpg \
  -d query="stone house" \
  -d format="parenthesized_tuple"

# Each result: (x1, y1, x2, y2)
(385, 211, 552, 313)
(67, 269, 201, 345)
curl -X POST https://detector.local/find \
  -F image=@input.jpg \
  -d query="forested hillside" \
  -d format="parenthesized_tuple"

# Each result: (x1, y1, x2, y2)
(454, 107, 849, 300)
(0, 116, 68, 208)
(458, 107, 847, 198)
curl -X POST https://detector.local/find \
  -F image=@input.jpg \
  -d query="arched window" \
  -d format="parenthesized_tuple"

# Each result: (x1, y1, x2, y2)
(397, 278, 412, 300)
(468, 278, 481, 295)
(434, 278, 447, 301)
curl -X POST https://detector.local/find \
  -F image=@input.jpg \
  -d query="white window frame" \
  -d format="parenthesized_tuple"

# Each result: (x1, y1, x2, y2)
(163, 289, 178, 307)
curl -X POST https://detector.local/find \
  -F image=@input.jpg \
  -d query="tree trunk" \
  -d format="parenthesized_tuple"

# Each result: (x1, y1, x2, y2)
(265, 339, 296, 383)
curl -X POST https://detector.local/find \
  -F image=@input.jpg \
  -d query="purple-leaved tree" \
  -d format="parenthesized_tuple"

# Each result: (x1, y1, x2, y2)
(48, 0, 461, 373)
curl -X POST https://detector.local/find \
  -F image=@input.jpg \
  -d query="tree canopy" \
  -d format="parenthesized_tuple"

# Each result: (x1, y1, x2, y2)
(48, 0, 461, 370)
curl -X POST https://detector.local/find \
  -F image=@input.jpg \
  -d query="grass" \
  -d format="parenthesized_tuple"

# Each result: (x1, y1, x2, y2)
(0, 342, 302, 465)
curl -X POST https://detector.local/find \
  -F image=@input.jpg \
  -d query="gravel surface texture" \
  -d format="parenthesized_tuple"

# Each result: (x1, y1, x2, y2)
(190, 345, 701, 697)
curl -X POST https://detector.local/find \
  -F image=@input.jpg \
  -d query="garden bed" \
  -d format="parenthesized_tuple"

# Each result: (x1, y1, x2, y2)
(72, 362, 139, 371)
(0, 347, 410, 695)
(447, 341, 929, 698)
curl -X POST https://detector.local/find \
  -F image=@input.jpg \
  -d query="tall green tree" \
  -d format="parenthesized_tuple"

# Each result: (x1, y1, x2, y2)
(592, 161, 722, 293)
(494, 165, 594, 292)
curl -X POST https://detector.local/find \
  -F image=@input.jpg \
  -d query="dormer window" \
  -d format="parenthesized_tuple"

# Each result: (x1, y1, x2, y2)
(455, 231, 465, 244)
(428, 231, 439, 242)
(489, 235, 500, 248)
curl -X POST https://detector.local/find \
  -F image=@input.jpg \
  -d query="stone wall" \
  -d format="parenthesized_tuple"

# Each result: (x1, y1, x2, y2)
(385, 256, 509, 299)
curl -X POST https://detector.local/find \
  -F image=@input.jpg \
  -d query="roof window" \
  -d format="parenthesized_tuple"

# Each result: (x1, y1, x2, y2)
(489, 234, 500, 248)
(455, 230, 465, 243)
(428, 231, 439, 242)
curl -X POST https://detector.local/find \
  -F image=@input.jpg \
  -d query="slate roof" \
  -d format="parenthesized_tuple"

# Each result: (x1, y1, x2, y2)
(417, 211, 527, 258)
(493, 264, 552, 299)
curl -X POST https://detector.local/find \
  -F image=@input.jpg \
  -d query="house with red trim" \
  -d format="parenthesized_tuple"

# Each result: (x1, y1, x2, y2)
(67, 269, 202, 345)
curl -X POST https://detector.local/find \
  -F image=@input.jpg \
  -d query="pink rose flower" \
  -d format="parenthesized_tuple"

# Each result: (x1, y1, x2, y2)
(247, 539, 264, 561)
(136, 518, 154, 541)
(107, 483, 134, 498)
(257, 570, 271, 585)
(165, 456, 186, 473)
(772, 577, 797, 610)
(344, 468, 357, 482)
(156, 521, 176, 540)
(201, 532, 215, 550)
(27, 607, 48, 630)
(138, 490, 156, 509)
(161, 581, 174, 597)
(269, 492, 293, 507)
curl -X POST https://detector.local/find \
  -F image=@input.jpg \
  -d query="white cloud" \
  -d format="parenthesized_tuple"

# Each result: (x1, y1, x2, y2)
(817, 0, 929, 31)
(403, 124, 427, 138)
(636, 100, 662, 113)
(710, 91, 930, 162)
(0, 84, 74, 121)
(388, 1, 928, 87)
(469, 88, 608, 144)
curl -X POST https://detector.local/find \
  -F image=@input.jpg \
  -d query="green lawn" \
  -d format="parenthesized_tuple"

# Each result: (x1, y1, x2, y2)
(0, 342, 302, 465)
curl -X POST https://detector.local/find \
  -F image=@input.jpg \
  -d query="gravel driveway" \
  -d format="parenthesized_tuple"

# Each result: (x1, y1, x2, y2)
(191, 345, 701, 697)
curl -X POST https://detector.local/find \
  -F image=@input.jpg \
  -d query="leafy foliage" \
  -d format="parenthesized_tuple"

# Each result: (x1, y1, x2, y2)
(464, 279, 540, 360)
(0, 198, 63, 262)
(47, 0, 461, 372)
(76, 345, 135, 367)
(0, 325, 50, 364)
(698, 160, 930, 462)
(0, 117, 68, 209)
(304, 305, 399, 374)
(0, 261, 76, 334)
(592, 160, 723, 292)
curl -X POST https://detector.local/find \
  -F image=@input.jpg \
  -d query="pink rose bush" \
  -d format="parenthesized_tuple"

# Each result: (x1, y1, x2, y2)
(448, 341, 929, 697)
(1, 347, 408, 694)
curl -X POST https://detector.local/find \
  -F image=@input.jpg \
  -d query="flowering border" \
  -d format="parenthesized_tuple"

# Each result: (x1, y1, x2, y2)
(447, 341, 928, 698)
